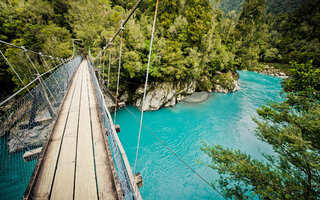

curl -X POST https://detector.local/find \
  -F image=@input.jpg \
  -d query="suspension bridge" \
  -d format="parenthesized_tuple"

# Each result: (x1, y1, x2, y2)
(0, 51, 142, 199)
(0, 0, 227, 199)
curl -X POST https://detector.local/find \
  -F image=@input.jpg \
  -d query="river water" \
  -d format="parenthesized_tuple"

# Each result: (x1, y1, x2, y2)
(116, 71, 283, 199)
(0, 71, 282, 199)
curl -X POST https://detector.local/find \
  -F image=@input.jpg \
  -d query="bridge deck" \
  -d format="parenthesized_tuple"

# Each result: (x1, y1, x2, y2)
(24, 60, 120, 199)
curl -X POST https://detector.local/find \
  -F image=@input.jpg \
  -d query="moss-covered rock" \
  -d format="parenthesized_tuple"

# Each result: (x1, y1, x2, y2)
(211, 71, 240, 93)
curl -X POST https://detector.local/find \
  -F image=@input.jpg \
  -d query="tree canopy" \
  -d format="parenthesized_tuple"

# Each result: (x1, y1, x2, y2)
(1, 0, 320, 97)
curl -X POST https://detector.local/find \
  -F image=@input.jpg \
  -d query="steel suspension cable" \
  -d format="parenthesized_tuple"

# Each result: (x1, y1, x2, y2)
(102, 49, 106, 83)
(25, 52, 41, 75)
(41, 56, 62, 94)
(25, 52, 56, 103)
(51, 57, 58, 66)
(23, 59, 36, 79)
(10, 49, 34, 80)
(41, 56, 52, 71)
(0, 40, 75, 107)
(124, 107, 227, 199)
(99, 54, 102, 81)
(92, 0, 143, 60)
(0, 50, 26, 87)
(0, 60, 63, 107)
(114, 29, 124, 124)
(0, 50, 33, 97)
(0, 39, 62, 59)
(134, 0, 159, 175)
(0, 39, 67, 83)
(107, 50, 112, 89)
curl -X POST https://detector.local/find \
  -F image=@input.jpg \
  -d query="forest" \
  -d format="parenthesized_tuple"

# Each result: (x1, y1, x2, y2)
(1, 0, 319, 97)
(220, 0, 305, 14)
(0, 0, 319, 199)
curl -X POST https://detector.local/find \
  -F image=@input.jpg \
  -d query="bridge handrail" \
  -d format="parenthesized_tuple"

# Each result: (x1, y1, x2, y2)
(87, 58, 142, 200)
(0, 61, 64, 107)
(0, 56, 82, 199)
(0, 56, 82, 138)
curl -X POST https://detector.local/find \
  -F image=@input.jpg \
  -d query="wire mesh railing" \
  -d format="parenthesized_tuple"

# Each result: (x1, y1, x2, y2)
(87, 58, 141, 200)
(0, 56, 82, 200)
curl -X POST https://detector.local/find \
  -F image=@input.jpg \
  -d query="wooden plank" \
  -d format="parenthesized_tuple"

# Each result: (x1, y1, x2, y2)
(30, 62, 84, 199)
(50, 62, 85, 200)
(74, 62, 98, 200)
(51, 63, 84, 141)
(87, 64, 119, 200)
(30, 140, 61, 199)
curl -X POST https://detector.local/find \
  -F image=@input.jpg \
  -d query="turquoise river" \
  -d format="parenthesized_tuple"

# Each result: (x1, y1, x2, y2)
(116, 71, 283, 199)
(0, 71, 282, 199)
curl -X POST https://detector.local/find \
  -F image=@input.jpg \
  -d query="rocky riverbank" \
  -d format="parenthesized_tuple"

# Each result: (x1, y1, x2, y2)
(119, 71, 240, 111)
(253, 65, 288, 78)
(132, 81, 197, 111)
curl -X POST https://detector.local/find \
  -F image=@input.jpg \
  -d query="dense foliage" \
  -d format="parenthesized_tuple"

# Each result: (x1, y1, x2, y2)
(202, 0, 320, 198)
(1, 0, 319, 98)
(220, 0, 305, 14)
(0, 0, 237, 99)
(0, 0, 73, 100)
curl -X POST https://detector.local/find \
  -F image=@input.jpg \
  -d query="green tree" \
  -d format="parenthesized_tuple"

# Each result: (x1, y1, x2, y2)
(202, 94, 320, 199)
(158, 0, 181, 37)
(283, 61, 320, 100)
(201, 61, 320, 199)
(185, 0, 212, 46)
(236, 0, 266, 36)
(0, 0, 73, 93)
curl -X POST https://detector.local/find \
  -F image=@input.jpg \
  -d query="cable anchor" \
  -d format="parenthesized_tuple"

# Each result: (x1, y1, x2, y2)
(21, 46, 27, 53)
(109, 38, 113, 46)
(120, 20, 125, 31)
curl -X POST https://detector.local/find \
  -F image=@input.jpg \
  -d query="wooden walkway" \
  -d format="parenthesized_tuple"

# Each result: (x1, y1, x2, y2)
(24, 60, 121, 200)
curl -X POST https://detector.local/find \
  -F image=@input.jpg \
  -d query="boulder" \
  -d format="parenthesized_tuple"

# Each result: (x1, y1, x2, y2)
(132, 72, 241, 111)
(176, 94, 186, 102)
(232, 80, 241, 92)
(277, 72, 289, 79)
(7, 107, 57, 153)
(8, 123, 51, 153)
(164, 97, 176, 107)
(213, 85, 229, 93)
(133, 80, 196, 111)
(119, 91, 129, 102)
(184, 92, 209, 103)
(256, 66, 288, 78)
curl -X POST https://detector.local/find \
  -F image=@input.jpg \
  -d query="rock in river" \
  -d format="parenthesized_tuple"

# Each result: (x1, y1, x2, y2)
(183, 92, 209, 103)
